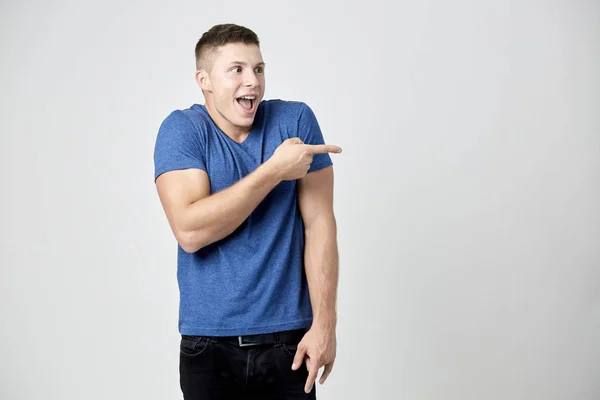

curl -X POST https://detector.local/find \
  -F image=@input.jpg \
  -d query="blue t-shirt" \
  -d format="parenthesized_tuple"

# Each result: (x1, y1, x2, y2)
(153, 99, 333, 336)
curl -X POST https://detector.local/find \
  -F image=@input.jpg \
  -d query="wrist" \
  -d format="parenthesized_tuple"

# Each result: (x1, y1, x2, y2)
(260, 159, 283, 184)
(312, 314, 337, 330)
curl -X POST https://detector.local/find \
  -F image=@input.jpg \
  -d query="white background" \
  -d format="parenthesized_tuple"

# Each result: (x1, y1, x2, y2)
(1, 0, 599, 399)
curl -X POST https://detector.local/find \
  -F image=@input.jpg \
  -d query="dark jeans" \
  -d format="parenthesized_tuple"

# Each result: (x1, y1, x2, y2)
(180, 330, 316, 399)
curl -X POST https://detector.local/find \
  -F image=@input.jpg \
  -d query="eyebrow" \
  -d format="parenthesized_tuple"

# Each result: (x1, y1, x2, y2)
(229, 61, 266, 67)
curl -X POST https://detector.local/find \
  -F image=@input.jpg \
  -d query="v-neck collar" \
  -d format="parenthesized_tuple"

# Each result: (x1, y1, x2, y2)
(195, 103, 263, 148)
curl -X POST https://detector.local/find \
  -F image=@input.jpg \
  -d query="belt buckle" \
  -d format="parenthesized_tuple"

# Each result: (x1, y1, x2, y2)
(238, 336, 260, 347)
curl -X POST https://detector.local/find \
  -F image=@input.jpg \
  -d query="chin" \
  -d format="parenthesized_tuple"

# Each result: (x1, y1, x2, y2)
(235, 111, 256, 125)
(237, 117, 254, 128)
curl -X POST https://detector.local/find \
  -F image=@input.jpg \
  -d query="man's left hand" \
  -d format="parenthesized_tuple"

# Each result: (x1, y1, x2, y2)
(291, 323, 337, 393)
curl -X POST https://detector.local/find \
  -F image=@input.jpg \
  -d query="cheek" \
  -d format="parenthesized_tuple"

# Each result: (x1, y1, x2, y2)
(213, 77, 236, 92)
(220, 76, 239, 89)
(221, 87, 239, 102)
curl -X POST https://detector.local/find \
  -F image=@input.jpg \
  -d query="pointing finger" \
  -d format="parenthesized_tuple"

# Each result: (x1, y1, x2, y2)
(306, 144, 342, 154)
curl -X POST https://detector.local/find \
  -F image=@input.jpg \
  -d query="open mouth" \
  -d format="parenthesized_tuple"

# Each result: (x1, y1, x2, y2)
(236, 95, 256, 113)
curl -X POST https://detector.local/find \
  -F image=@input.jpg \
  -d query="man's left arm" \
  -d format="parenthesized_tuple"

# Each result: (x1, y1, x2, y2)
(292, 165, 339, 393)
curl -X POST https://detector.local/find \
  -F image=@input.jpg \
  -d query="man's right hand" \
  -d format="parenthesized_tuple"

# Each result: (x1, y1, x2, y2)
(266, 137, 342, 181)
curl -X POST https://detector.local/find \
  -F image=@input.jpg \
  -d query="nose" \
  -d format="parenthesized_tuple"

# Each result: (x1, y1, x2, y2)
(244, 70, 259, 87)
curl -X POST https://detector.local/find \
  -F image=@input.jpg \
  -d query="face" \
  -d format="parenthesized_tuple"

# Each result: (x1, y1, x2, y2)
(196, 42, 265, 135)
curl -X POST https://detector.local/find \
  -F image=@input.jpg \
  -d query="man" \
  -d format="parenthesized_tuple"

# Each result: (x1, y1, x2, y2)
(153, 23, 341, 399)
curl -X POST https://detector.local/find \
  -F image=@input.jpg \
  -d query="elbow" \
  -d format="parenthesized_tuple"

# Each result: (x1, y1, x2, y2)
(176, 229, 209, 253)
(179, 241, 201, 254)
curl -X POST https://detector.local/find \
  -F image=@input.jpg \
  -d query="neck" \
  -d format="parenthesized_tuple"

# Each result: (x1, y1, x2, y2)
(203, 96, 250, 142)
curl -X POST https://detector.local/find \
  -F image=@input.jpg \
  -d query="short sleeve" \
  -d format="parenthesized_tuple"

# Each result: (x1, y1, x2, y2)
(297, 103, 333, 173)
(153, 110, 206, 181)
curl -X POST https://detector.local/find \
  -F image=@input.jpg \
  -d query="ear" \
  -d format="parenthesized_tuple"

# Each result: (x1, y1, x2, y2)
(195, 69, 212, 92)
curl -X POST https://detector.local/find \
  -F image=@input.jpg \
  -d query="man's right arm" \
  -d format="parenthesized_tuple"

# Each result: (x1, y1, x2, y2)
(155, 160, 281, 253)
(155, 137, 341, 253)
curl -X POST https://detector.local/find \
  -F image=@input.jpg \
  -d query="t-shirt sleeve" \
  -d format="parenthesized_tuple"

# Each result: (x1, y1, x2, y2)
(297, 102, 333, 173)
(153, 110, 206, 181)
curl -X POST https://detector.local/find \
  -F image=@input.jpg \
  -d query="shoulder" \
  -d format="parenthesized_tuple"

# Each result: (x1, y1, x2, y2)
(155, 105, 214, 157)
(159, 104, 211, 131)
(260, 98, 311, 120)
(156, 104, 213, 146)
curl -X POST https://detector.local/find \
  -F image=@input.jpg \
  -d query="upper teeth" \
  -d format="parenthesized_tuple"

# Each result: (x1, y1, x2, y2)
(240, 96, 255, 100)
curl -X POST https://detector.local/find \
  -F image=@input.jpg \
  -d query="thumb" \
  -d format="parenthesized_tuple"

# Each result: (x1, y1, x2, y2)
(288, 137, 304, 144)
(291, 344, 307, 370)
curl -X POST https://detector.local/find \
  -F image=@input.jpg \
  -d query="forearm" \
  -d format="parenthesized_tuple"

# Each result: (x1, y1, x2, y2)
(180, 161, 281, 251)
(304, 216, 339, 329)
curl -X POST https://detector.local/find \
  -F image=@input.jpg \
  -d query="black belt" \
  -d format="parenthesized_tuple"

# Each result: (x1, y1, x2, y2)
(203, 328, 306, 347)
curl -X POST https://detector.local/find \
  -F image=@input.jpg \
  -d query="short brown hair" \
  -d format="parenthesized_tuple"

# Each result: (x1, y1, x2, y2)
(195, 24, 260, 71)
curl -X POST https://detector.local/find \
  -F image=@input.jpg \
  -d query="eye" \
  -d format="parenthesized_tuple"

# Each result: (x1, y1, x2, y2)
(254, 66, 264, 73)
(231, 66, 242, 73)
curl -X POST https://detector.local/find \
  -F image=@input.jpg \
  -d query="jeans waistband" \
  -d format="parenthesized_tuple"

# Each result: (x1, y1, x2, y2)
(183, 328, 306, 347)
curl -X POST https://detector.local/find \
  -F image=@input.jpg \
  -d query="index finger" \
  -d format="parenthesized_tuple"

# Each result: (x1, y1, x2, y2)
(305, 144, 342, 154)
